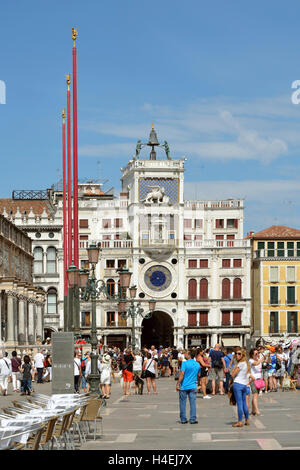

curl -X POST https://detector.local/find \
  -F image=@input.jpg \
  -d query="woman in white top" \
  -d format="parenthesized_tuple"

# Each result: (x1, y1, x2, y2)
(231, 349, 250, 427)
(249, 348, 264, 416)
(100, 353, 112, 399)
(0, 353, 12, 396)
(143, 352, 158, 395)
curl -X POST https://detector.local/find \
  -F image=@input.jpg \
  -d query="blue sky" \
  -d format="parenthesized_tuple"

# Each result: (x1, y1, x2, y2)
(1, 1, 300, 234)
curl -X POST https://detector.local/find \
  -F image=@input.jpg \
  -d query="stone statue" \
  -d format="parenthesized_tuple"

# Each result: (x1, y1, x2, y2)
(143, 186, 169, 204)
(136, 140, 143, 159)
(162, 141, 171, 160)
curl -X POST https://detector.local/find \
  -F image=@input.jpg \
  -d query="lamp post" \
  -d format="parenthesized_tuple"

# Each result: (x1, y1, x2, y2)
(66, 246, 156, 394)
(117, 271, 156, 351)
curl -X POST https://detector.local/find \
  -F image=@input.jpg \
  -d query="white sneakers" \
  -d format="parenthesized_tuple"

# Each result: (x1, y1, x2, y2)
(203, 395, 212, 399)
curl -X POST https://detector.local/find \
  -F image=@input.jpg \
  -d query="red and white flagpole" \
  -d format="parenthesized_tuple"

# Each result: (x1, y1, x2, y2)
(66, 74, 73, 268)
(62, 108, 68, 297)
(72, 28, 79, 269)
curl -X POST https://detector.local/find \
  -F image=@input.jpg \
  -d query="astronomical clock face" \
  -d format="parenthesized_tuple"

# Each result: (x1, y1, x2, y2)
(144, 265, 172, 292)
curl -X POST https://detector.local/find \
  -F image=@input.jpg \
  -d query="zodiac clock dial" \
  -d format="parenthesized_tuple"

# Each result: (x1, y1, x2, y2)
(144, 265, 172, 292)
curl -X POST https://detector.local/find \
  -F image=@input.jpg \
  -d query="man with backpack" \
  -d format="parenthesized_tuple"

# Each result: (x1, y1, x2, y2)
(209, 344, 226, 395)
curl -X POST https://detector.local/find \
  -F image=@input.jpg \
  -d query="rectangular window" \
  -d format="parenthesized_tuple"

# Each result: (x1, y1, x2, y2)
(184, 219, 192, 228)
(194, 235, 203, 240)
(118, 313, 127, 327)
(269, 266, 279, 283)
(106, 312, 115, 326)
(233, 310, 242, 326)
(287, 286, 296, 305)
(233, 259, 242, 268)
(222, 259, 231, 268)
(267, 242, 275, 257)
(216, 234, 224, 247)
(47, 294, 57, 314)
(188, 259, 197, 269)
(277, 241, 284, 257)
(270, 286, 279, 305)
(297, 242, 300, 257)
(102, 235, 111, 240)
(188, 312, 197, 327)
(81, 311, 91, 327)
(81, 259, 89, 269)
(118, 259, 127, 269)
(102, 219, 111, 229)
(287, 242, 294, 257)
(287, 266, 296, 282)
(221, 311, 231, 326)
(199, 311, 208, 326)
(270, 312, 278, 333)
(216, 219, 224, 229)
(115, 218, 123, 228)
(257, 241, 265, 257)
(194, 219, 203, 229)
(287, 312, 298, 333)
(184, 234, 192, 240)
(79, 219, 89, 228)
(106, 259, 115, 268)
(200, 259, 208, 268)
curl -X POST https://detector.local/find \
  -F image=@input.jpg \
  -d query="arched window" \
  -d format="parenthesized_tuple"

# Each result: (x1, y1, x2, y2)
(46, 247, 56, 273)
(47, 288, 57, 314)
(199, 278, 208, 299)
(33, 247, 43, 274)
(222, 278, 230, 299)
(188, 279, 197, 299)
(233, 278, 242, 299)
(107, 279, 115, 297)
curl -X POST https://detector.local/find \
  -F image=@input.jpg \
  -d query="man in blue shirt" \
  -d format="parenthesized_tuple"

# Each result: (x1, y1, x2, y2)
(176, 350, 200, 424)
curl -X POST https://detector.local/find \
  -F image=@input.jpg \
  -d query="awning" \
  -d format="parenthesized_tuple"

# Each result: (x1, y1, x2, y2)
(222, 338, 241, 347)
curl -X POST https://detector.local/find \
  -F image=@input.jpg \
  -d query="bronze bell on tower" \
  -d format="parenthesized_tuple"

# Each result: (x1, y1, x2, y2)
(147, 124, 160, 160)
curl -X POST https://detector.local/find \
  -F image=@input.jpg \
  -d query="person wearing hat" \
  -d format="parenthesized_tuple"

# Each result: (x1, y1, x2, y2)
(100, 353, 112, 398)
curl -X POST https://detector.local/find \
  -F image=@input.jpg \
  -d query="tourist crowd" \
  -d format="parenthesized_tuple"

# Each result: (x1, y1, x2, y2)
(0, 339, 299, 428)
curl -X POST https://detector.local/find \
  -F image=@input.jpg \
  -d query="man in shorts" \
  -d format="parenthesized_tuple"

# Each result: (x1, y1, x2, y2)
(170, 347, 179, 375)
(209, 344, 226, 395)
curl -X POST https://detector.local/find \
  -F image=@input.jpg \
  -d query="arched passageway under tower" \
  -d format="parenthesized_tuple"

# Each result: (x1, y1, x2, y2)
(141, 311, 174, 349)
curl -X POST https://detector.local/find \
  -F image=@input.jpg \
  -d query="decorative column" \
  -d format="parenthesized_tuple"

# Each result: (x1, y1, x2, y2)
(28, 299, 35, 344)
(18, 294, 27, 344)
(6, 291, 16, 345)
(36, 299, 44, 341)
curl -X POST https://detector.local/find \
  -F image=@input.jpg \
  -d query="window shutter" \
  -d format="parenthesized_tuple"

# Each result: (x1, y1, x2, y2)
(234, 219, 238, 228)
(270, 286, 278, 304)
(270, 266, 278, 283)
(222, 259, 231, 268)
(233, 310, 242, 325)
(200, 279, 208, 299)
(233, 278, 242, 299)
(199, 311, 208, 326)
(222, 311, 230, 326)
(200, 259, 208, 268)
(287, 266, 295, 282)
(188, 259, 197, 269)
(233, 259, 242, 268)
(287, 286, 295, 304)
(188, 312, 197, 326)
(188, 279, 197, 299)
(222, 279, 230, 299)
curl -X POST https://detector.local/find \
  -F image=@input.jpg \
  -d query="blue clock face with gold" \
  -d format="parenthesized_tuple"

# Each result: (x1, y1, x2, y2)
(144, 265, 172, 292)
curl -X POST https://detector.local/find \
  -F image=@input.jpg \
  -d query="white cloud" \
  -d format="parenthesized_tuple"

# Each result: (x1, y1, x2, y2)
(80, 96, 293, 163)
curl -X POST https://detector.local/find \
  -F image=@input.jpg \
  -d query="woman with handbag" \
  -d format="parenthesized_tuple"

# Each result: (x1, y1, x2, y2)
(249, 348, 264, 416)
(231, 349, 251, 427)
(143, 352, 158, 395)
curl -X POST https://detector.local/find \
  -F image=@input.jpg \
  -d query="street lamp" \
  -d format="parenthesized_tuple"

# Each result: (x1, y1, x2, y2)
(119, 288, 156, 351)
(66, 246, 157, 394)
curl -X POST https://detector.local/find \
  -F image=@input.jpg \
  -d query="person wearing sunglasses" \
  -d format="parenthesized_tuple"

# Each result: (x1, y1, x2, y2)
(231, 349, 251, 427)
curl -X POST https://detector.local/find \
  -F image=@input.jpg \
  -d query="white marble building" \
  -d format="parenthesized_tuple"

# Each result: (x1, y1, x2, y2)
(1, 128, 252, 349)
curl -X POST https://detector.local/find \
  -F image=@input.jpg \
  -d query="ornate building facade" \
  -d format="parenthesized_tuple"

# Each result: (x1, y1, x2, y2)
(0, 127, 252, 349)
(0, 214, 45, 345)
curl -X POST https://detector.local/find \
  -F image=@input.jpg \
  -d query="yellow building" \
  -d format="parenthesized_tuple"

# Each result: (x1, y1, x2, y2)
(248, 226, 300, 342)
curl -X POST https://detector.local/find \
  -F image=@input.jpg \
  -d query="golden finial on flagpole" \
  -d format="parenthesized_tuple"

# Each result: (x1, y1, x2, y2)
(62, 108, 66, 120)
(72, 27, 78, 46)
(152, 123, 154, 130)
(66, 74, 71, 89)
